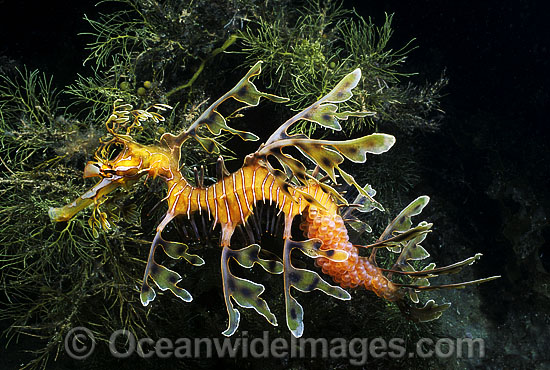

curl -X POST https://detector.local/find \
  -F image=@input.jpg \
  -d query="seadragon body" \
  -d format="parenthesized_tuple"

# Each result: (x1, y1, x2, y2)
(49, 62, 499, 337)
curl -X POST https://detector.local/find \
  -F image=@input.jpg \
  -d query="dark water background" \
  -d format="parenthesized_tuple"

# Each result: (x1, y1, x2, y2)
(1, 0, 548, 368)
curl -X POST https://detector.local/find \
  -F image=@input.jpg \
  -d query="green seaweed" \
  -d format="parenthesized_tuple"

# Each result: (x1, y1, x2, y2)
(0, 1, 455, 368)
(237, 1, 446, 135)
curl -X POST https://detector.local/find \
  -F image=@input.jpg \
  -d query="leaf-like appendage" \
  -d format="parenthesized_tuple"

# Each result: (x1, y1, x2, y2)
(261, 133, 394, 211)
(231, 62, 289, 106)
(140, 281, 156, 306)
(190, 61, 288, 139)
(161, 61, 288, 155)
(285, 265, 351, 338)
(404, 262, 435, 303)
(329, 134, 396, 162)
(302, 103, 342, 130)
(221, 245, 282, 337)
(272, 151, 309, 185)
(222, 274, 277, 337)
(380, 196, 430, 242)
(297, 144, 344, 182)
(302, 105, 374, 131)
(366, 222, 432, 250)
(390, 253, 491, 280)
(264, 68, 374, 144)
(283, 239, 351, 337)
(294, 238, 349, 262)
(400, 275, 501, 292)
(227, 244, 283, 274)
(158, 237, 205, 266)
(140, 230, 200, 306)
(392, 254, 500, 303)
(401, 299, 452, 322)
(203, 110, 259, 141)
(337, 167, 384, 211)
(400, 253, 487, 279)
(346, 217, 373, 233)
(379, 197, 432, 271)
(351, 184, 378, 214)
(323, 68, 362, 103)
(193, 135, 220, 154)
(148, 261, 193, 303)
(401, 234, 430, 261)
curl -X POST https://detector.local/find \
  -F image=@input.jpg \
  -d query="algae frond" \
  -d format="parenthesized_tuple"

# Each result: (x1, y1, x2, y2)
(0, 1, 450, 368)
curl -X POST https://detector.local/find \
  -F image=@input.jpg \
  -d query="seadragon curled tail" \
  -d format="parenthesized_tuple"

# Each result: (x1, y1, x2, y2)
(49, 62, 500, 337)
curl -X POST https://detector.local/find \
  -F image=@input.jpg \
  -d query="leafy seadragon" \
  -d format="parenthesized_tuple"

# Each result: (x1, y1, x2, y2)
(49, 62, 499, 337)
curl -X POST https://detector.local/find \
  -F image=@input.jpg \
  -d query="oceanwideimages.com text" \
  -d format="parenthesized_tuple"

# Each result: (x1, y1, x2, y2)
(65, 327, 485, 365)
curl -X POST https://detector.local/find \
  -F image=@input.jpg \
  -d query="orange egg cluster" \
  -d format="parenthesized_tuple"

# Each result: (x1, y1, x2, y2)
(300, 206, 399, 301)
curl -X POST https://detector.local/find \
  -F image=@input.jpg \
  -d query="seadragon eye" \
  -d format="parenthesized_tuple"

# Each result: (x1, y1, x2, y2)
(102, 168, 117, 177)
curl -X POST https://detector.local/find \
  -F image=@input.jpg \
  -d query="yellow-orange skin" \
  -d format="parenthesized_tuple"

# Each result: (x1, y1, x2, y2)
(164, 160, 401, 301)
(52, 138, 401, 301)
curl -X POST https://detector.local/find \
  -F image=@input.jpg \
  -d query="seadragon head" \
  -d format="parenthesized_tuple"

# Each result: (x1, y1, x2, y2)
(48, 102, 176, 227)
